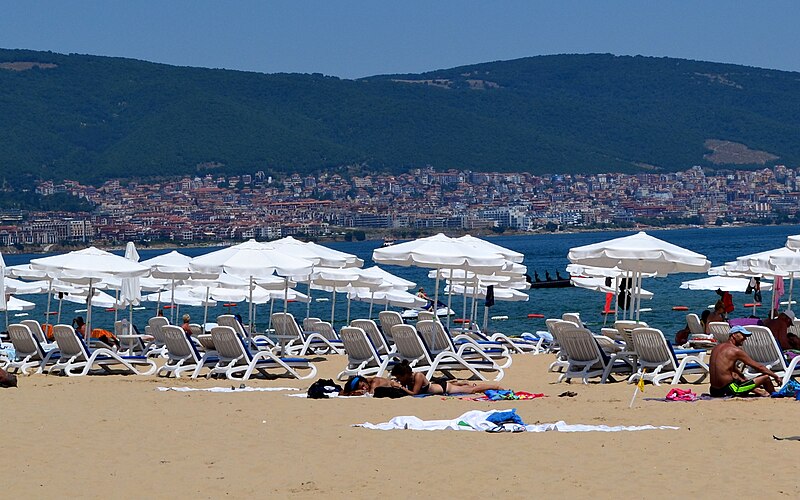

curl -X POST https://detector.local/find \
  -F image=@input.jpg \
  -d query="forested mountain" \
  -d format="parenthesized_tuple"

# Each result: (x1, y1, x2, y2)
(1, 49, 798, 186)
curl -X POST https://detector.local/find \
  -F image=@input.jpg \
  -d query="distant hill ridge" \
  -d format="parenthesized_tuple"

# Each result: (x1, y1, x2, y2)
(0, 48, 798, 185)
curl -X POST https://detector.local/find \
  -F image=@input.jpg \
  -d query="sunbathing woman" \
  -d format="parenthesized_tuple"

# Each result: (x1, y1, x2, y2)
(389, 360, 505, 395)
(341, 375, 394, 396)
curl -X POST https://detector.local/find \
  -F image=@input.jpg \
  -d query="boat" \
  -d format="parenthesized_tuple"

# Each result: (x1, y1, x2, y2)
(528, 271, 573, 289)
(381, 237, 396, 247)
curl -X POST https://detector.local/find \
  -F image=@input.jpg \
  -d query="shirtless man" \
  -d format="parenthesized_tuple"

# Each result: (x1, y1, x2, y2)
(762, 310, 800, 350)
(709, 325, 781, 397)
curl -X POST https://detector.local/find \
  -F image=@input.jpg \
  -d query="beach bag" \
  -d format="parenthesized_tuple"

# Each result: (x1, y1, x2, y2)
(307, 378, 342, 399)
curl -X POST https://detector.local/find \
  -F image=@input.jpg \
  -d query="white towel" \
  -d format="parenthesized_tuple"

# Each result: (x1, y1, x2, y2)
(157, 386, 299, 393)
(356, 409, 679, 432)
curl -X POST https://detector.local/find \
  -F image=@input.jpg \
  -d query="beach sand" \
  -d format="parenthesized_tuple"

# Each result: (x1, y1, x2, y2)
(2, 354, 798, 499)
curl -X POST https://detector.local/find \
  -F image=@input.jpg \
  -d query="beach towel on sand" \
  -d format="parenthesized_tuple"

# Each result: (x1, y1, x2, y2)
(355, 409, 679, 432)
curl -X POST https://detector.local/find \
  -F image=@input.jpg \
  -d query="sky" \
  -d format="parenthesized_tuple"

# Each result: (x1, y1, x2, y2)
(0, 1, 798, 79)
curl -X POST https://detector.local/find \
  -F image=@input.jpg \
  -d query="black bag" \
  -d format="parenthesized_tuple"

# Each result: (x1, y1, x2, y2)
(307, 378, 342, 399)
(373, 386, 409, 398)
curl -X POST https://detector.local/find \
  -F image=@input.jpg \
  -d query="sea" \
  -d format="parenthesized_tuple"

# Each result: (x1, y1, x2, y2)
(5, 224, 800, 342)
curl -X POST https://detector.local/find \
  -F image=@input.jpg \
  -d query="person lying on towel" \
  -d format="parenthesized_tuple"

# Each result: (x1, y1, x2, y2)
(389, 360, 504, 396)
(341, 375, 394, 396)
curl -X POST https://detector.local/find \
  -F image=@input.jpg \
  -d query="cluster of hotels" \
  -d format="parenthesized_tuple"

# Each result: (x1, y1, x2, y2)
(1, 164, 799, 247)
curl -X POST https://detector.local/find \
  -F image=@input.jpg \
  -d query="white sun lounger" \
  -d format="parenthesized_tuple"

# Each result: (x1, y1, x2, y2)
(416, 319, 512, 369)
(740, 325, 800, 389)
(337, 326, 394, 380)
(556, 326, 631, 384)
(707, 321, 732, 345)
(208, 326, 317, 380)
(391, 324, 503, 381)
(49, 325, 157, 377)
(272, 312, 343, 355)
(158, 325, 219, 378)
(378, 311, 404, 343)
(4, 323, 60, 375)
(628, 327, 709, 386)
(350, 319, 394, 356)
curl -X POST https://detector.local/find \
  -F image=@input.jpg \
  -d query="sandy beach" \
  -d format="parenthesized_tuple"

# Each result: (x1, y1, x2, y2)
(3, 353, 799, 499)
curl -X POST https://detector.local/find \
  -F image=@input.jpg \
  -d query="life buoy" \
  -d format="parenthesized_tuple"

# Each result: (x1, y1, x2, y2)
(527, 313, 544, 318)
(671, 306, 689, 311)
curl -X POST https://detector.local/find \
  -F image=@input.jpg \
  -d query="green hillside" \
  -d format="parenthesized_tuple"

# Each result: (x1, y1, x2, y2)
(0, 49, 798, 186)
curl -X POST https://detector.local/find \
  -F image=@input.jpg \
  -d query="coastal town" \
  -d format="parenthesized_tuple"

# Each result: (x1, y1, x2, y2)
(2, 163, 798, 247)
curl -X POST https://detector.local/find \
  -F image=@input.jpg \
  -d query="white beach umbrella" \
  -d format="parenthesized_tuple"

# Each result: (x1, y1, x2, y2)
(309, 267, 387, 324)
(568, 231, 710, 321)
(571, 277, 654, 299)
(30, 247, 150, 337)
(267, 236, 363, 268)
(786, 235, 800, 251)
(373, 233, 511, 329)
(456, 234, 525, 263)
(140, 250, 218, 322)
(190, 239, 314, 334)
(680, 276, 772, 293)
(2, 295, 36, 312)
(347, 288, 427, 309)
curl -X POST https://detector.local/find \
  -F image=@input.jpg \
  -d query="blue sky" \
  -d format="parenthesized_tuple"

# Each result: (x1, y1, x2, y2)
(1, 1, 797, 79)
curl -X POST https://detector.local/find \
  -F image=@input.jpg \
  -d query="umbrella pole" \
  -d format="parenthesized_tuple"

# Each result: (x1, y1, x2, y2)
(446, 276, 453, 330)
(330, 289, 336, 325)
(369, 290, 374, 320)
(613, 275, 619, 323)
(156, 290, 161, 316)
(283, 277, 289, 315)
(114, 289, 119, 323)
(482, 303, 489, 333)
(248, 276, 254, 336)
(58, 294, 63, 324)
(86, 278, 93, 342)
(306, 281, 312, 319)
(203, 286, 210, 331)
(268, 299, 275, 331)
(170, 278, 176, 324)
(462, 266, 469, 330)
(45, 278, 52, 329)
(788, 273, 795, 312)
(635, 271, 642, 323)
(346, 295, 351, 324)
(434, 268, 440, 319)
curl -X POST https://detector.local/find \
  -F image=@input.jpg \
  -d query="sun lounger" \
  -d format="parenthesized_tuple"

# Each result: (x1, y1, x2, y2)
(144, 316, 169, 357)
(707, 321, 732, 344)
(207, 326, 317, 380)
(556, 326, 631, 384)
(391, 324, 504, 381)
(158, 325, 219, 378)
(416, 319, 512, 369)
(628, 327, 709, 386)
(272, 312, 343, 355)
(49, 325, 157, 377)
(4, 323, 60, 375)
(217, 314, 275, 350)
(378, 311, 404, 343)
(740, 325, 800, 389)
(20, 319, 57, 349)
(350, 319, 394, 356)
(337, 326, 394, 380)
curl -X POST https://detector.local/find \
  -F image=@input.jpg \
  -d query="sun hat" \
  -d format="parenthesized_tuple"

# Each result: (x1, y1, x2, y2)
(729, 325, 752, 337)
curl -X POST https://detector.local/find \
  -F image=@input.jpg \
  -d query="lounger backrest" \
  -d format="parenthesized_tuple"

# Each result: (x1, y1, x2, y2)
(217, 315, 248, 337)
(390, 324, 430, 364)
(53, 324, 89, 360)
(162, 325, 199, 362)
(417, 311, 435, 322)
(313, 321, 339, 341)
(631, 327, 674, 368)
(707, 322, 731, 345)
(378, 311, 404, 342)
(271, 313, 302, 340)
(741, 325, 785, 370)
(114, 320, 129, 337)
(210, 326, 247, 364)
(351, 319, 390, 355)
(614, 320, 648, 349)
(302, 317, 321, 333)
(415, 320, 452, 354)
(189, 324, 203, 336)
(789, 320, 800, 338)
(148, 316, 169, 344)
(20, 319, 47, 344)
(340, 326, 380, 366)
(562, 313, 583, 326)
(558, 327, 602, 364)
(7, 323, 41, 359)
(686, 314, 704, 335)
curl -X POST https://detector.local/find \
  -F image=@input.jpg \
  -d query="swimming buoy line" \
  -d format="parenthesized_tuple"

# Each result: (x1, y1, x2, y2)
(223, 303, 238, 307)
(671, 306, 689, 311)
(527, 313, 544, 318)
(453, 318, 471, 324)
(743, 303, 762, 307)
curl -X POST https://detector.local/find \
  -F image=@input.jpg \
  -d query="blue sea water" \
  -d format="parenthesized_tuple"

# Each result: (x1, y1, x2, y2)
(5, 224, 800, 341)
